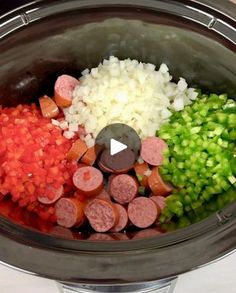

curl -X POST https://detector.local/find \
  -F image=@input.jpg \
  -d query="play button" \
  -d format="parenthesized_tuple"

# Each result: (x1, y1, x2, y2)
(95, 123, 141, 173)
(110, 138, 127, 156)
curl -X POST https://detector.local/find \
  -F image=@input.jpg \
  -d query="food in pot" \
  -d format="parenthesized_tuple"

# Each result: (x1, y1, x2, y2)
(84, 198, 119, 232)
(140, 136, 168, 166)
(109, 174, 139, 204)
(128, 197, 159, 228)
(158, 94, 236, 223)
(73, 166, 104, 196)
(110, 203, 129, 232)
(54, 74, 80, 108)
(55, 197, 86, 228)
(60, 56, 197, 145)
(0, 56, 235, 237)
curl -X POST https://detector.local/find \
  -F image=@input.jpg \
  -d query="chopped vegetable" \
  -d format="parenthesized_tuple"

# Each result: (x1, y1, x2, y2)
(61, 56, 197, 143)
(0, 104, 75, 220)
(158, 93, 236, 222)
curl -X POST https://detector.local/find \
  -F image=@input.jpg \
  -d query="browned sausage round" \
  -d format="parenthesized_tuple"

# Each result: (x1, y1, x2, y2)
(73, 166, 104, 196)
(84, 198, 119, 232)
(128, 197, 158, 228)
(38, 185, 63, 205)
(96, 188, 111, 201)
(110, 174, 138, 204)
(141, 136, 167, 166)
(110, 203, 128, 232)
(54, 74, 79, 108)
(148, 167, 172, 196)
(55, 198, 86, 228)
(107, 174, 116, 193)
(150, 195, 166, 211)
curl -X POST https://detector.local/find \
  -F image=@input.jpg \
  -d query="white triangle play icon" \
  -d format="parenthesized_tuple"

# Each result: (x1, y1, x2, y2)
(110, 138, 127, 156)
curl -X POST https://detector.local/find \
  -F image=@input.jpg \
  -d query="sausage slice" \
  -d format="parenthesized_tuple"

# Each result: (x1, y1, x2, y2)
(39, 95, 59, 118)
(134, 162, 150, 188)
(96, 189, 111, 201)
(110, 174, 138, 204)
(73, 166, 103, 196)
(148, 167, 172, 196)
(55, 198, 86, 228)
(141, 136, 167, 166)
(128, 197, 158, 228)
(81, 145, 102, 166)
(150, 195, 166, 211)
(110, 203, 128, 232)
(67, 139, 88, 162)
(54, 74, 79, 108)
(84, 198, 118, 232)
(38, 185, 63, 205)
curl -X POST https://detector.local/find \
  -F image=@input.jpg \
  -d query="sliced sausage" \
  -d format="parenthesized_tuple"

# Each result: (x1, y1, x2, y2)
(150, 195, 166, 211)
(38, 185, 63, 205)
(39, 95, 59, 118)
(54, 74, 79, 108)
(84, 198, 118, 232)
(73, 166, 104, 196)
(110, 204, 128, 232)
(110, 174, 138, 204)
(81, 145, 102, 166)
(134, 162, 150, 188)
(67, 139, 88, 162)
(74, 191, 87, 202)
(96, 188, 111, 201)
(148, 167, 172, 196)
(141, 136, 167, 166)
(55, 198, 86, 228)
(107, 174, 116, 193)
(128, 197, 158, 228)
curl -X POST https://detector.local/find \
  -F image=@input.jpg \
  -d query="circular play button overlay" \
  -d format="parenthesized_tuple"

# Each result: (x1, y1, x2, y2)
(95, 123, 141, 173)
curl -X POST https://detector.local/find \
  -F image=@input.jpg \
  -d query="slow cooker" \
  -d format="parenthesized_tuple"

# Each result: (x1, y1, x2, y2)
(0, 0, 235, 292)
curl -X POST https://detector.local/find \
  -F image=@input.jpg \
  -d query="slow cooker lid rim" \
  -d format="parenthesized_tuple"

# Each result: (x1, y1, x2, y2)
(0, 0, 235, 43)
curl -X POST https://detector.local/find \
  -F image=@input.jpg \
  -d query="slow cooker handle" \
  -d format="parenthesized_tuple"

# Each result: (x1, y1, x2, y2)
(58, 278, 177, 293)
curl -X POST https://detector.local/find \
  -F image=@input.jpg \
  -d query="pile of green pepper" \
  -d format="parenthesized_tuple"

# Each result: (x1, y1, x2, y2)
(157, 93, 236, 223)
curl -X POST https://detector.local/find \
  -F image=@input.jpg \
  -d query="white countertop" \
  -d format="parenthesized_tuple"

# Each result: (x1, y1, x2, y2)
(0, 251, 235, 293)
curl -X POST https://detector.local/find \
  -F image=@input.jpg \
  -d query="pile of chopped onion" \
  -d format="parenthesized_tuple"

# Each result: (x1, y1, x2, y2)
(62, 56, 197, 144)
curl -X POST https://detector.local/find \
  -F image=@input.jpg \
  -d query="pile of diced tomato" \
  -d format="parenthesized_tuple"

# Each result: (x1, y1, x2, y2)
(0, 104, 76, 221)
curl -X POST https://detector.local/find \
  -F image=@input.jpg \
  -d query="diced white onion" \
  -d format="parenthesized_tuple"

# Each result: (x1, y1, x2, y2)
(63, 130, 75, 139)
(51, 119, 60, 126)
(59, 56, 197, 142)
(144, 169, 152, 177)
